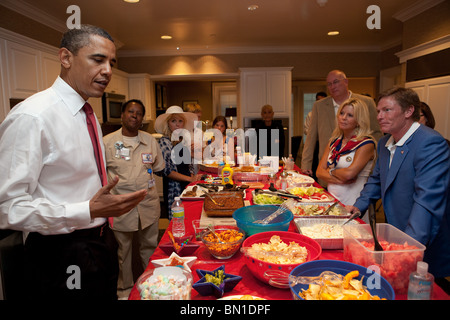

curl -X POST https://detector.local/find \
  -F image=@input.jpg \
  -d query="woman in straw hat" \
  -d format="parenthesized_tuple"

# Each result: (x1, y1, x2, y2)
(154, 106, 203, 219)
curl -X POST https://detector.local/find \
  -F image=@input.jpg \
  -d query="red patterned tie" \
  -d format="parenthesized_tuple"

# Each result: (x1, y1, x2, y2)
(83, 102, 108, 186)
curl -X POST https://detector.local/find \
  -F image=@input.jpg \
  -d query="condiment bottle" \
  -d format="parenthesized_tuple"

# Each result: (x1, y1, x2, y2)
(221, 163, 234, 185)
(407, 261, 434, 300)
(279, 171, 288, 190)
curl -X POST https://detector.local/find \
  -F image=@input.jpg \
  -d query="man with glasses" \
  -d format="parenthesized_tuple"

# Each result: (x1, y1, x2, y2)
(301, 70, 382, 186)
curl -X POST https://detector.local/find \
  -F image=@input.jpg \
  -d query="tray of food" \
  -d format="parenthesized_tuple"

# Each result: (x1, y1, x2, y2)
(251, 190, 286, 205)
(233, 171, 269, 185)
(287, 186, 335, 202)
(284, 171, 315, 186)
(291, 201, 349, 217)
(180, 185, 223, 200)
(203, 191, 245, 217)
(294, 217, 359, 249)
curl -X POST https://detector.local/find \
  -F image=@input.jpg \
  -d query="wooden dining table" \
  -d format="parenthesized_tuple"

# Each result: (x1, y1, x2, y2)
(128, 168, 450, 301)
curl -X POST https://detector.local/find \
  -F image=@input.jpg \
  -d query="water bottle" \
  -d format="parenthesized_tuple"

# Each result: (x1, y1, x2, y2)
(171, 197, 185, 238)
(407, 261, 434, 300)
(236, 146, 243, 167)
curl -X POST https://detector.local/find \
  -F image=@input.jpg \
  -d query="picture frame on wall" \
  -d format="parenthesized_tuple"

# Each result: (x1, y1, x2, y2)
(182, 100, 198, 109)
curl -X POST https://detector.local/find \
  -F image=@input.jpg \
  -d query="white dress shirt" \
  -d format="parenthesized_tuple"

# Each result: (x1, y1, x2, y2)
(0, 76, 106, 234)
(385, 122, 420, 168)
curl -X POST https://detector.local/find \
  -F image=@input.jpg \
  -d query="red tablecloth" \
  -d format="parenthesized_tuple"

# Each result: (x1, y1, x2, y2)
(129, 172, 449, 300)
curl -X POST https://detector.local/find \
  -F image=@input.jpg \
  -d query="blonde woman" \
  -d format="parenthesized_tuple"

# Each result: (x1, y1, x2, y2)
(154, 106, 202, 219)
(316, 98, 376, 220)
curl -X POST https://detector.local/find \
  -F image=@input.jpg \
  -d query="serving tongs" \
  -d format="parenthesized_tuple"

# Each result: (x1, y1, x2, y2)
(341, 210, 361, 226)
(253, 198, 296, 224)
(196, 183, 220, 192)
(322, 201, 339, 216)
(254, 188, 301, 200)
(368, 203, 384, 264)
(263, 270, 343, 289)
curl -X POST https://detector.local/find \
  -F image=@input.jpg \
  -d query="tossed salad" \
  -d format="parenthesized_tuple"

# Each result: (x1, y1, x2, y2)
(253, 193, 285, 205)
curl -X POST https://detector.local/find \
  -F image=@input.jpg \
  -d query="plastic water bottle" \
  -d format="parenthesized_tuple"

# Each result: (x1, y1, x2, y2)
(407, 261, 434, 300)
(236, 146, 243, 167)
(171, 197, 185, 238)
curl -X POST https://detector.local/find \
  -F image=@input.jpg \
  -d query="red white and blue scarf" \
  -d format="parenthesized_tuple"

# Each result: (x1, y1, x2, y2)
(327, 136, 375, 168)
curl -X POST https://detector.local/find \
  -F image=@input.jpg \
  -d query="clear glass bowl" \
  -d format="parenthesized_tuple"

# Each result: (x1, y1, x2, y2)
(136, 266, 193, 300)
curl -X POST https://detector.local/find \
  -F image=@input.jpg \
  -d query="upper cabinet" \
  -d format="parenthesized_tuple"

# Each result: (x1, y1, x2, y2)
(106, 68, 129, 98)
(239, 67, 293, 123)
(4, 41, 41, 99)
(128, 73, 153, 122)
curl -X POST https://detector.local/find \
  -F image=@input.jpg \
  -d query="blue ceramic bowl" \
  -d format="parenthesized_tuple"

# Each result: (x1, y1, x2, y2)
(193, 265, 242, 298)
(233, 205, 293, 236)
(289, 260, 395, 300)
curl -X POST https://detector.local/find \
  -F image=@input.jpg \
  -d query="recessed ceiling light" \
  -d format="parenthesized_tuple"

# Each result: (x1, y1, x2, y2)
(328, 31, 340, 36)
(248, 5, 259, 11)
(124, 0, 139, 3)
(161, 35, 172, 40)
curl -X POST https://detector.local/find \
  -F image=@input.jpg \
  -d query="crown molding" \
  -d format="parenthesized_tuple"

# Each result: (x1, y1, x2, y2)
(0, 0, 125, 49)
(395, 34, 450, 63)
(0, 0, 67, 32)
(393, 0, 445, 22)
(0, 27, 58, 55)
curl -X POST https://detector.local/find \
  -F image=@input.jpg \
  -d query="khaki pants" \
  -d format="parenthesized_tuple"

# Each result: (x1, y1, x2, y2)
(113, 221, 159, 294)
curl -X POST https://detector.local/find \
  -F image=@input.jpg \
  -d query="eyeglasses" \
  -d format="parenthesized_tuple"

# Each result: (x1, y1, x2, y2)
(327, 78, 345, 87)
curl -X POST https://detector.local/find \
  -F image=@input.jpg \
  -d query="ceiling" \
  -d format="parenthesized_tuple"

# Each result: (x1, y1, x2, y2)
(5, 0, 424, 57)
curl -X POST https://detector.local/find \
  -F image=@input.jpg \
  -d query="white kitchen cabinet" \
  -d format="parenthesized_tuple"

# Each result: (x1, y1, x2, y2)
(128, 73, 153, 122)
(5, 40, 42, 99)
(406, 75, 450, 140)
(239, 67, 293, 121)
(106, 68, 129, 97)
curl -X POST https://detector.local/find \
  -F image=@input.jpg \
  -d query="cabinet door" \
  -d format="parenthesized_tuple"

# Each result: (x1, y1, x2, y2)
(6, 41, 41, 98)
(106, 69, 129, 97)
(266, 70, 291, 117)
(241, 71, 266, 117)
(407, 75, 450, 140)
(128, 75, 152, 120)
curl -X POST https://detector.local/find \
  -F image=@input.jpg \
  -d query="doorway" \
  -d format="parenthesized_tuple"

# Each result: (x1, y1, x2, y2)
(291, 80, 328, 165)
(212, 82, 237, 128)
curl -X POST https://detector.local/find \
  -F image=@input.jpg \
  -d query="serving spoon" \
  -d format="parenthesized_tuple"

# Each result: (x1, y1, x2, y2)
(206, 225, 225, 244)
(263, 270, 343, 289)
(203, 193, 224, 207)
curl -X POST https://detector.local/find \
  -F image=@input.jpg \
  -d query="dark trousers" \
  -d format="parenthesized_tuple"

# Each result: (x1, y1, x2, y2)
(25, 224, 119, 300)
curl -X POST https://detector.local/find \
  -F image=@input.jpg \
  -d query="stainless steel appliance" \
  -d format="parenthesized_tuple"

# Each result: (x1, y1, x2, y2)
(102, 92, 126, 124)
